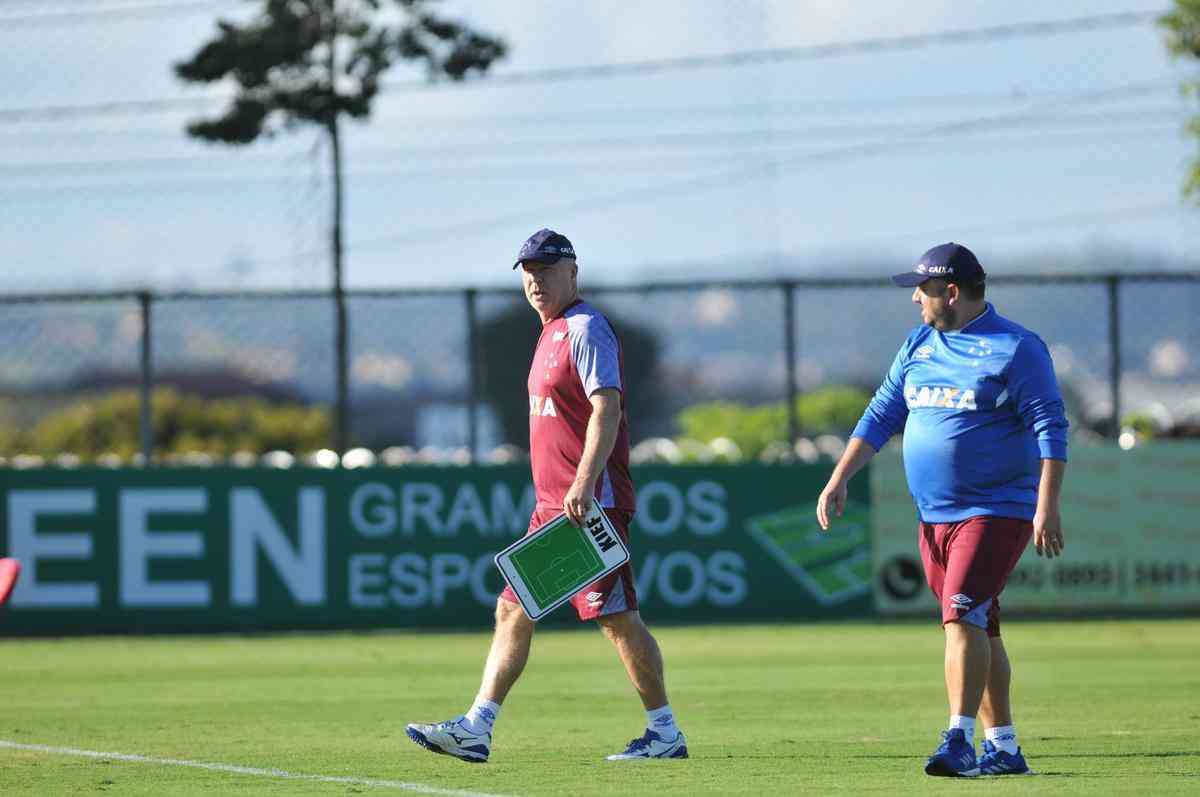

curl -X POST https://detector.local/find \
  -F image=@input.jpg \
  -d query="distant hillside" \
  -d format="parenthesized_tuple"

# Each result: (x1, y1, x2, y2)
(0, 250, 1196, 446)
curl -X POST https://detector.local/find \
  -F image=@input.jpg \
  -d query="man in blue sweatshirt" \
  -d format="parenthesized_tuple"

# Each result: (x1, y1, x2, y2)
(817, 243, 1067, 778)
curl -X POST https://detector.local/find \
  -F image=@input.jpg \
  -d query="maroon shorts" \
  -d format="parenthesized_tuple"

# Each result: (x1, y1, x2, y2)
(499, 507, 639, 622)
(919, 515, 1032, 637)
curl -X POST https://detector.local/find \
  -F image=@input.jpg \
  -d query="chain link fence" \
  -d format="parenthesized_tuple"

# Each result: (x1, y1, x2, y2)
(1, 272, 1197, 465)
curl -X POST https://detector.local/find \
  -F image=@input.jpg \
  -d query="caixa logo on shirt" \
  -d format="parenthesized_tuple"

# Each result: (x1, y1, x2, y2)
(529, 394, 558, 417)
(905, 384, 977, 410)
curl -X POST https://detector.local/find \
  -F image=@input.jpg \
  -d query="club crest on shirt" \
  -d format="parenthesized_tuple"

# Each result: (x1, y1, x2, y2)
(905, 384, 978, 410)
(967, 338, 992, 357)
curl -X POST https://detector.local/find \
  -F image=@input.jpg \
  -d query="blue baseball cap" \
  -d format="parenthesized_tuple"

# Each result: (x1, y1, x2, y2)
(892, 242, 986, 287)
(512, 228, 576, 269)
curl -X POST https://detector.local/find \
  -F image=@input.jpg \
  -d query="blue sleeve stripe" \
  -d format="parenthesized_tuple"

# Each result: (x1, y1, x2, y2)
(1038, 439, 1068, 461)
(851, 425, 890, 453)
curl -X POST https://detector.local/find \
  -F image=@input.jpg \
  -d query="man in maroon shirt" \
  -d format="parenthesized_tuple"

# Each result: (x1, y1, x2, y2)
(406, 229, 687, 764)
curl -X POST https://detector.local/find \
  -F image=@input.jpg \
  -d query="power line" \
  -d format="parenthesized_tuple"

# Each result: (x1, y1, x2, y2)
(3, 81, 1183, 201)
(886, 201, 1187, 244)
(0, 0, 235, 28)
(367, 79, 1185, 125)
(0, 9, 1166, 121)
(334, 79, 1182, 254)
(7, 124, 1184, 200)
(0, 0, 201, 7)
(0, 0, 203, 4)
(0, 97, 216, 123)
(0, 80, 1180, 128)
(0, 80, 1182, 143)
(3, 108, 1187, 177)
(381, 10, 1165, 91)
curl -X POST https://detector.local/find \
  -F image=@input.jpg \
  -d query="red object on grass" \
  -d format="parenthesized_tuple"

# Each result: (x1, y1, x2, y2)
(0, 558, 20, 606)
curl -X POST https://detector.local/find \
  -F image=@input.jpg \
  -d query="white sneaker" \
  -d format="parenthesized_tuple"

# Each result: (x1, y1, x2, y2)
(405, 717, 491, 764)
(606, 729, 689, 760)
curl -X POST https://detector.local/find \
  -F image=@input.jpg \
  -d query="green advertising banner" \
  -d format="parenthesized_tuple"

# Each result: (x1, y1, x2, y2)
(872, 443, 1200, 616)
(0, 464, 869, 634)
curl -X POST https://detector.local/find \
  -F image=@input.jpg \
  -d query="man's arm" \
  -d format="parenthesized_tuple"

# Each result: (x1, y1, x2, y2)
(562, 387, 621, 526)
(1033, 458, 1066, 558)
(817, 344, 909, 530)
(1009, 336, 1069, 461)
(817, 437, 877, 530)
(1007, 336, 1069, 557)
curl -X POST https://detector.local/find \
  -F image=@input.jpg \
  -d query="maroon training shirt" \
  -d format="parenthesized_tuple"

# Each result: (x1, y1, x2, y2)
(526, 299, 636, 514)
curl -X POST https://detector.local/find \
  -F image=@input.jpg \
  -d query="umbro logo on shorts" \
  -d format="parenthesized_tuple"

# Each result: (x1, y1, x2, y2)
(949, 593, 973, 611)
(586, 591, 604, 605)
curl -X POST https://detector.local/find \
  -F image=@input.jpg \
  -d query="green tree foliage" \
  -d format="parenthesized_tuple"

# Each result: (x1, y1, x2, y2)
(175, 1, 506, 452)
(1161, 1, 1200, 197)
(1121, 410, 1164, 439)
(0, 398, 18, 451)
(676, 386, 872, 459)
(476, 299, 664, 448)
(7, 390, 329, 460)
(0, 425, 19, 458)
(175, 0, 506, 142)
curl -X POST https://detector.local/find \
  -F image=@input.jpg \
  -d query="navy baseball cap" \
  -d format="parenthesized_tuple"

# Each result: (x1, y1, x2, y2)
(891, 242, 986, 287)
(512, 228, 576, 269)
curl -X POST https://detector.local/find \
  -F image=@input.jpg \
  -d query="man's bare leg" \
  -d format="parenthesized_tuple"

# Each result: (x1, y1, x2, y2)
(945, 620, 991, 720)
(478, 598, 535, 704)
(978, 636, 1012, 729)
(924, 620, 990, 776)
(975, 635, 1026, 770)
(405, 598, 532, 762)
(597, 610, 668, 709)
(598, 610, 688, 760)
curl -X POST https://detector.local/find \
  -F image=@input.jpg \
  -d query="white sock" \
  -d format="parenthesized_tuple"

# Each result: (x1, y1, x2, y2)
(949, 715, 975, 743)
(986, 725, 1019, 755)
(646, 704, 678, 736)
(464, 697, 500, 734)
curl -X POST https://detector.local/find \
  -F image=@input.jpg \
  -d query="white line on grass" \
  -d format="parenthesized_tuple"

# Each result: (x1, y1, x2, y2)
(0, 740, 519, 797)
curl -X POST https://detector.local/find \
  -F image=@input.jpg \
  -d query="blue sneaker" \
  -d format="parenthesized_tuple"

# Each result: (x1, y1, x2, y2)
(924, 729, 980, 777)
(979, 739, 1031, 775)
(606, 729, 689, 760)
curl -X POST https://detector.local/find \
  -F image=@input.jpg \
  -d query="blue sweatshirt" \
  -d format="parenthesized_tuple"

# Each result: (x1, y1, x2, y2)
(852, 303, 1068, 523)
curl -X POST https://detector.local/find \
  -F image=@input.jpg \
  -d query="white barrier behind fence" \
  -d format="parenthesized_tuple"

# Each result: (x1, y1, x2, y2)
(872, 441, 1200, 614)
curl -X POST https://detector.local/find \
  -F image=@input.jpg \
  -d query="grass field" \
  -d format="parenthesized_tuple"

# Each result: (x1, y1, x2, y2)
(1, 619, 1198, 796)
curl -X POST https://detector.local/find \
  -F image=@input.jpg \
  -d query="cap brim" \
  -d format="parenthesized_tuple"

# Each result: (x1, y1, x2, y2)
(891, 271, 929, 287)
(513, 253, 574, 269)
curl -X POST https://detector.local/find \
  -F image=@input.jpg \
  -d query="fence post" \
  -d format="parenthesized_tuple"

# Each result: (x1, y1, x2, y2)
(782, 281, 799, 447)
(1107, 275, 1122, 439)
(465, 288, 479, 463)
(138, 291, 153, 466)
(333, 291, 350, 456)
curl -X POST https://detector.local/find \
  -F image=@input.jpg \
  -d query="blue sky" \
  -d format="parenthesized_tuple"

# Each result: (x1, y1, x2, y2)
(2, 0, 1197, 291)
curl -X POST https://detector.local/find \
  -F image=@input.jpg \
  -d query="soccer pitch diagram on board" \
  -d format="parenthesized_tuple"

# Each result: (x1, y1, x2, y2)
(495, 502, 629, 620)
(747, 504, 871, 605)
